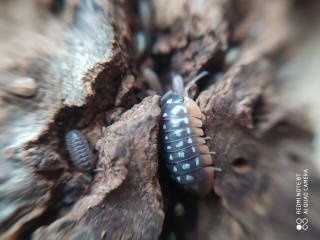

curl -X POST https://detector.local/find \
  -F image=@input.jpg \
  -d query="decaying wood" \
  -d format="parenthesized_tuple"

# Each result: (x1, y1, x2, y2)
(33, 96, 163, 239)
(0, 0, 320, 240)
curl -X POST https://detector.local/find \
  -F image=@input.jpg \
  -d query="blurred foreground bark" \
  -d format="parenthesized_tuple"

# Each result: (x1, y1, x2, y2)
(0, 0, 319, 240)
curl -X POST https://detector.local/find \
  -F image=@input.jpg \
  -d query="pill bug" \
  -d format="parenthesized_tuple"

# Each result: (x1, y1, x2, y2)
(135, 0, 153, 57)
(160, 72, 219, 195)
(65, 129, 93, 172)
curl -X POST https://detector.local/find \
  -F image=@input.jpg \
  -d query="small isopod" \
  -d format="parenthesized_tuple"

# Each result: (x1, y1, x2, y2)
(138, 0, 152, 32)
(65, 129, 93, 172)
(135, 0, 153, 57)
(160, 72, 220, 195)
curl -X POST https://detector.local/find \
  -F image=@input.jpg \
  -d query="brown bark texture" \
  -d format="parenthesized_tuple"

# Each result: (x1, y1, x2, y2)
(0, 0, 319, 240)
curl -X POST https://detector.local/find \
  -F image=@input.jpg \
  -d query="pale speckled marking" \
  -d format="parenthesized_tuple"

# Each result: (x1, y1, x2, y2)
(195, 157, 200, 166)
(169, 154, 173, 160)
(166, 98, 173, 104)
(171, 105, 187, 115)
(176, 176, 181, 182)
(173, 166, 178, 172)
(175, 130, 182, 137)
(175, 141, 183, 148)
(187, 138, 192, 144)
(177, 151, 185, 158)
(186, 175, 194, 181)
(166, 97, 183, 105)
(170, 117, 189, 127)
(182, 163, 190, 170)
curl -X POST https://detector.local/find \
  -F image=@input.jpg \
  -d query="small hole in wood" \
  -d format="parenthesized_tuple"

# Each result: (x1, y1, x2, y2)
(287, 152, 300, 163)
(231, 158, 252, 174)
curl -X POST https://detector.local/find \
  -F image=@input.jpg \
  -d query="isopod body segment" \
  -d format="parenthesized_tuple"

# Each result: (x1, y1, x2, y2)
(160, 73, 216, 195)
(65, 130, 93, 172)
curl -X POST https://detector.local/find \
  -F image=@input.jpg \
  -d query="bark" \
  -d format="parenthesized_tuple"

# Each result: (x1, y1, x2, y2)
(0, 0, 319, 240)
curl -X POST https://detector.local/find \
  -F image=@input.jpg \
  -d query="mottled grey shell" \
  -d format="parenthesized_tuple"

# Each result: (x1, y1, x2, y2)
(65, 130, 93, 172)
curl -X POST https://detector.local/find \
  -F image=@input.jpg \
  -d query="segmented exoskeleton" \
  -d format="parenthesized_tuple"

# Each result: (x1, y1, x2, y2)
(160, 72, 219, 195)
(65, 129, 93, 172)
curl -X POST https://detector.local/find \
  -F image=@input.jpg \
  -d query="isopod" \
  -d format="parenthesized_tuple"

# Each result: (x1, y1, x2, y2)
(160, 72, 220, 195)
(65, 129, 93, 172)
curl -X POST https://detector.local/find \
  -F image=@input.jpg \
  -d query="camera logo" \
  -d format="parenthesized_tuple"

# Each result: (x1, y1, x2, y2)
(296, 218, 308, 231)
(295, 169, 309, 231)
